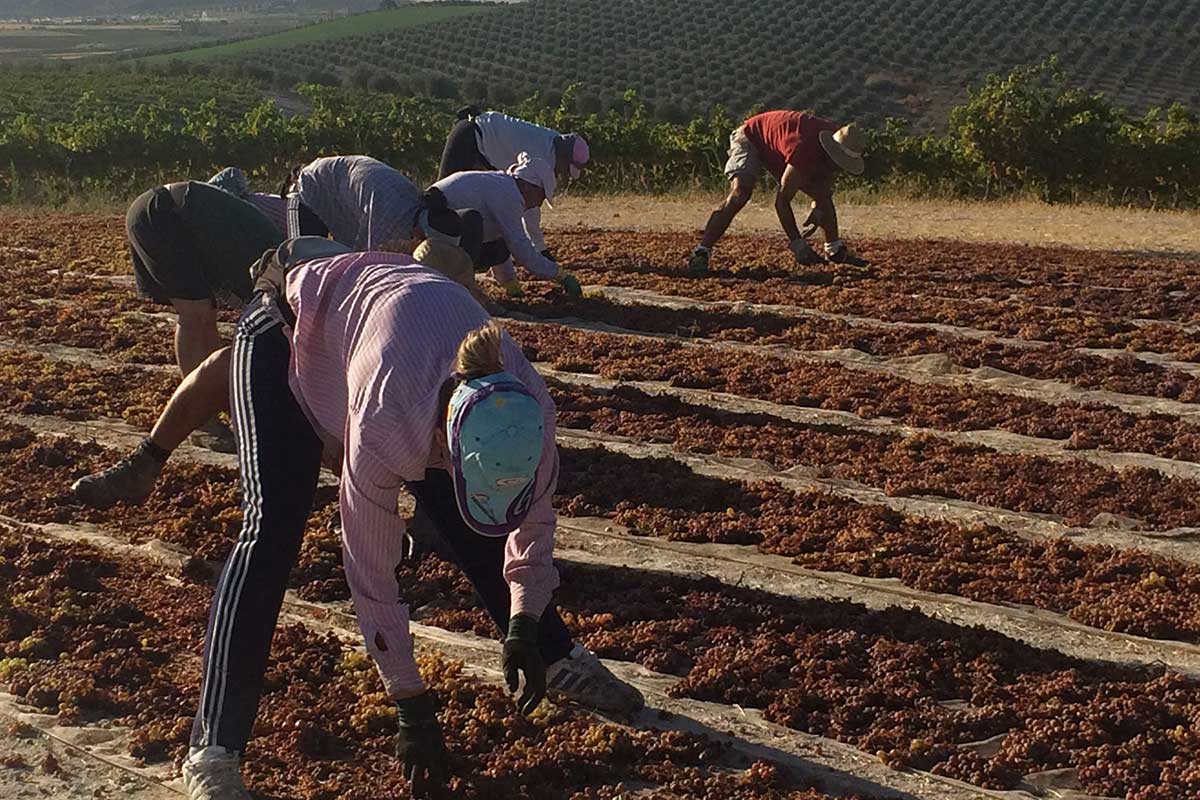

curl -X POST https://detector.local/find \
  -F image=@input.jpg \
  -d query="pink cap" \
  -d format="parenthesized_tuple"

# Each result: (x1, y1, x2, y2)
(568, 134, 590, 178)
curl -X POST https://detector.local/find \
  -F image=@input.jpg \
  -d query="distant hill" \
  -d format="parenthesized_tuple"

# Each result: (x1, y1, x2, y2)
(0, 0, 379, 18)
(162, 0, 1200, 128)
(142, 3, 491, 64)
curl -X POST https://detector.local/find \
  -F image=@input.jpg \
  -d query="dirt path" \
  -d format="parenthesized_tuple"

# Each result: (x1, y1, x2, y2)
(544, 195, 1200, 257)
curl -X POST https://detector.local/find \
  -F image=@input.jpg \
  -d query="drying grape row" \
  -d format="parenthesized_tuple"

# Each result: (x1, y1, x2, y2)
(3, 345, 1196, 532)
(5, 305, 1199, 463)
(511, 320, 1200, 462)
(405, 553, 1200, 798)
(550, 230, 1200, 322)
(3, 420, 1199, 644)
(0, 349, 174, 428)
(502, 285, 1200, 402)
(0, 526, 846, 800)
(550, 380, 1200, 529)
(6, 513, 1199, 798)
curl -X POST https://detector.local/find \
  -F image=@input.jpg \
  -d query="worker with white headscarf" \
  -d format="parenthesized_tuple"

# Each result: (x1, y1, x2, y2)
(431, 152, 581, 298)
(439, 107, 590, 262)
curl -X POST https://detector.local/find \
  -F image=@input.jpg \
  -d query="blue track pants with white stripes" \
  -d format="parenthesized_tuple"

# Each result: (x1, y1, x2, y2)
(190, 296, 323, 751)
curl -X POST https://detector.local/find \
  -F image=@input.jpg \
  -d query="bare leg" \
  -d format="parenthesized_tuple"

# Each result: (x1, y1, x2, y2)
(70, 346, 232, 508)
(149, 347, 232, 453)
(699, 175, 753, 249)
(170, 297, 222, 378)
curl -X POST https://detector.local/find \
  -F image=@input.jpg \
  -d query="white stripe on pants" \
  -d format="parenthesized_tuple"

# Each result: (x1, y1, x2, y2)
(196, 304, 275, 745)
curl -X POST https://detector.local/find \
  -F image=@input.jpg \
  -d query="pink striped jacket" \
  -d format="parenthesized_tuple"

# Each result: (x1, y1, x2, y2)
(284, 251, 560, 695)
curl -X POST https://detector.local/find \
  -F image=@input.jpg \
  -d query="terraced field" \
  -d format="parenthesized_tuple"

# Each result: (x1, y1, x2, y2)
(1, 216, 1199, 799)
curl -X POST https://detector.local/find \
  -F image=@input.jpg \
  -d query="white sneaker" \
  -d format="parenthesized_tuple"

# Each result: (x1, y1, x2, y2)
(182, 746, 252, 800)
(546, 644, 645, 715)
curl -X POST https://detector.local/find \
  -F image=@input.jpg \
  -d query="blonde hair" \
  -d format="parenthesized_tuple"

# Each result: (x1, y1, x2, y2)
(456, 321, 504, 380)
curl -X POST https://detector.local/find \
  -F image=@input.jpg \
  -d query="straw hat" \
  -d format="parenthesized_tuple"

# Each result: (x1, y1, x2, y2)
(819, 124, 865, 175)
(414, 240, 477, 292)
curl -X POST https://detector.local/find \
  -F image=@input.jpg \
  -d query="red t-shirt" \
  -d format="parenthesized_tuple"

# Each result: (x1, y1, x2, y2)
(742, 110, 839, 182)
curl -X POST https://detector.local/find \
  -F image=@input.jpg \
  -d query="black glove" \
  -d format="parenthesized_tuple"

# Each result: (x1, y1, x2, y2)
(539, 248, 555, 261)
(559, 272, 583, 298)
(503, 614, 546, 715)
(395, 692, 448, 798)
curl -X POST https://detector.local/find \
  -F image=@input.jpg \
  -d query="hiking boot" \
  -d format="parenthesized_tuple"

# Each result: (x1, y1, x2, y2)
(546, 643, 645, 716)
(189, 416, 237, 454)
(686, 248, 710, 274)
(70, 438, 167, 509)
(182, 746, 251, 800)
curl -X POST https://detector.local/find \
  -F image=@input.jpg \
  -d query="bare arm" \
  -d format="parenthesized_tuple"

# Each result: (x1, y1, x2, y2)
(775, 165, 805, 242)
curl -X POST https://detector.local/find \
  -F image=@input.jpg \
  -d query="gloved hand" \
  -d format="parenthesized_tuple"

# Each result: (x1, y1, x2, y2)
(500, 279, 525, 298)
(789, 237, 822, 266)
(395, 692, 448, 798)
(559, 272, 583, 297)
(824, 240, 869, 267)
(540, 248, 555, 261)
(503, 614, 546, 715)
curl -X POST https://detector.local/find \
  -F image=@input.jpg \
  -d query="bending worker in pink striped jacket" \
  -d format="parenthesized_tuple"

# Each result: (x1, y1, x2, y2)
(182, 238, 642, 800)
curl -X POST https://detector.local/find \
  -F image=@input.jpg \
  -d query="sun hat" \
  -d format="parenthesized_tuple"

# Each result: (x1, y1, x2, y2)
(413, 239, 477, 292)
(447, 372, 545, 537)
(818, 124, 866, 176)
(207, 166, 250, 198)
(555, 134, 590, 179)
(507, 152, 557, 207)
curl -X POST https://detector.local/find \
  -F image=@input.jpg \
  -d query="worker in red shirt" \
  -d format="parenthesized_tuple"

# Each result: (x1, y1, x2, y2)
(688, 110, 867, 273)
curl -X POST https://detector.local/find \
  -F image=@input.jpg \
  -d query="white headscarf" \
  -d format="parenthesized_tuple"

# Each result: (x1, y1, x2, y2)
(506, 152, 557, 207)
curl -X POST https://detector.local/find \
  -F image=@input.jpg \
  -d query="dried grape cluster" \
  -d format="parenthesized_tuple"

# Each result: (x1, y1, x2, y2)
(0, 349, 174, 428)
(0, 421, 342, 586)
(0, 296, 175, 365)
(3, 214, 130, 277)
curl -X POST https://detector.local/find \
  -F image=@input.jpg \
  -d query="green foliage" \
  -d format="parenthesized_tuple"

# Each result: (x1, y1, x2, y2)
(0, 66, 263, 124)
(1, 62, 1198, 209)
(950, 58, 1125, 200)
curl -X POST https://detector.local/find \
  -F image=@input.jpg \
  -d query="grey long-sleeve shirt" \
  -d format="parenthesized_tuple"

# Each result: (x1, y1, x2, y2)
(290, 156, 422, 250)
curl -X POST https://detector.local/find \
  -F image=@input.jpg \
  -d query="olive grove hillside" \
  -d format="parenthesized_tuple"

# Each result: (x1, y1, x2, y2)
(156, 0, 1200, 129)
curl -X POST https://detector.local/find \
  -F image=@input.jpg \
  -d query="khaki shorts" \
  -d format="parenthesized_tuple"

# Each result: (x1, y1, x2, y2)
(723, 126, 762, 183)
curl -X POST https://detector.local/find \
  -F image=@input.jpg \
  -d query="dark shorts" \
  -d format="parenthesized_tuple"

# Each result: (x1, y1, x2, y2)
(438, 118, 493, 180)
(127, 186, 212, 305)
(127, 183, 278, 308)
